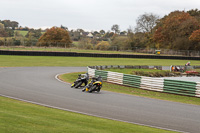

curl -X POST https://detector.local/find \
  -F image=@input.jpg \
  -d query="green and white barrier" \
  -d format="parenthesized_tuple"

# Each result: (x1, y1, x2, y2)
(195, 82, 200, 97)
(87, 67, 199, 98)
(140, 77, 164, 92)
(107, 71, 123, 85)
(95, 70, 108, 81)
(87, 67, 95, 77)
(163, 79, 197, 97)
(123, 74, 141, 88)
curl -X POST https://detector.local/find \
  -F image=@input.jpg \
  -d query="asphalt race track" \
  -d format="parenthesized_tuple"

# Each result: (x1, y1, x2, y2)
(0, 67, 200, 133)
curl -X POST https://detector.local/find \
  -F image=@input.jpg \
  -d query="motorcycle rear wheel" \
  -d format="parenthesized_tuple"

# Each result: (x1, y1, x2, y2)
(89, 85, 96, 93)
(97, 88, 100, 92)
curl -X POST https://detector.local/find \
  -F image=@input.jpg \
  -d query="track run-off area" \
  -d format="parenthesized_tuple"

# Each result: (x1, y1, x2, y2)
(0, 67, 200, 133)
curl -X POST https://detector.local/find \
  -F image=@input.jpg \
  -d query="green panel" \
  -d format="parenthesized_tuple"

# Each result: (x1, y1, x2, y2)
(123, 74, 141, 88)
(95, 70, 108, 81)
(164, 80, 196, 86)
(163, 79, 197, 96)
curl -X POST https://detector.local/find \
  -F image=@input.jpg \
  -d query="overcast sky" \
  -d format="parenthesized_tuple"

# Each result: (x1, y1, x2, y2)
(1, 0, 200, 31)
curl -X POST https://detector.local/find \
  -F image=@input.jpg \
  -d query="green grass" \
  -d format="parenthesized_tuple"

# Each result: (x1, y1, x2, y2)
(0, 46, 152, 55)
(104, 68, 180, 77)
(14, 30, 45, 36)
(0, 96, 175, 133)
(0, 46, 189, 56)
(104, 68, 168, 74)
(59, 72, 200, 105)
(105, 68, 169, 76)
(0, 55, 199, 67)
(14, 30, 28, 36)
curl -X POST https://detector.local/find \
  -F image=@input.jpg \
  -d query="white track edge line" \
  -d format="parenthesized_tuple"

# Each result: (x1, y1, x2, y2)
(55, 73, 71, 85)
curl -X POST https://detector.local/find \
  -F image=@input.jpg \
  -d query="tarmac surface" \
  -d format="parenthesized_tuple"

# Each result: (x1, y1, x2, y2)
(0, 67, 200, 133)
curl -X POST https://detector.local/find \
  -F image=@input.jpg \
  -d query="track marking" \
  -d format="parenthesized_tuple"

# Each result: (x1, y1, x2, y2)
(55, 73, 71, 85)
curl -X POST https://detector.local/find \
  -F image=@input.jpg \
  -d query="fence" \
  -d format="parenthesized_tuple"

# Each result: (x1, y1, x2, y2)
(0, 45, 200, 57)
(87, 66, 200, 98)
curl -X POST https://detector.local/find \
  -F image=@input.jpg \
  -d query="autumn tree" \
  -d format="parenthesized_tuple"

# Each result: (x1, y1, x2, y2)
(38, 27, 72, 47)
(95, 41, 110, 50)
(189, 29, 200, 42)
(26, 29, 42, 39)
(111, 36, 129, 50)
(153, 11, 199, 50)
(187, 9, 200, 23)
(127, 32, 148, 49)
(0, 23, 8, 37)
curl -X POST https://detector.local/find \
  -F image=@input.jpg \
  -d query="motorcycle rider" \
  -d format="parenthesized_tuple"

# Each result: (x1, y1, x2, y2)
(82, 75, 102, 92)
(185, 61, 190, 66)
(81, 73, 89, 86)
(71, 72, 89, 88)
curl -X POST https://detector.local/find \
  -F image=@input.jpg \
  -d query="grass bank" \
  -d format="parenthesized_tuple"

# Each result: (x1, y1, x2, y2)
(59, 72, 200, 105)
(104, 68, 178, 77)
(0, 46, 152, 55)
(0, 96, 175, 133)
(0, 55, 199, 67)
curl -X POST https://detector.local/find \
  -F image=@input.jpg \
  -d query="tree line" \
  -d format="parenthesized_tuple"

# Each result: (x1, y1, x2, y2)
(0, 8, 200, 51)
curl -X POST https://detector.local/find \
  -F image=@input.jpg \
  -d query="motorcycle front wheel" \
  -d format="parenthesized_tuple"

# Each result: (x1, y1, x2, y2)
(75, 81, 82, 88)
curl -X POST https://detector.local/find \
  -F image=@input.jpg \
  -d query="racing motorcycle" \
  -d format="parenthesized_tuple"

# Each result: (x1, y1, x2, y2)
(71, 73, 89, 88)
(82, 76, 102, 93)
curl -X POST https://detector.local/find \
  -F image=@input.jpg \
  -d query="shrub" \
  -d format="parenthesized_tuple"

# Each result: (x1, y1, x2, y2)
(95, 41, 110, 50)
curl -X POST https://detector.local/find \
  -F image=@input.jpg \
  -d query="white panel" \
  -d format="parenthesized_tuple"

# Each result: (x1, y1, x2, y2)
(107, 71, 123, 85)
(87, 67, 95, 78)
(140, 77, 164, 92)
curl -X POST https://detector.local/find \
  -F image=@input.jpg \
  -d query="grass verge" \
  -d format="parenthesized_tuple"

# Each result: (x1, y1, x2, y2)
(104, 68, 177, 77)
(0, 55, 199, 67)
(0, 46, 155, 55)
(59, 72, 200, 105)
(0, 96, 175, 133)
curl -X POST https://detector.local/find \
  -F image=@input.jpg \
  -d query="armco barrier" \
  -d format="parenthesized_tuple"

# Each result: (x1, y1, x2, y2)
(123, 74, 141, 88)
(164, 79, 197, 96)
(140, 77, 164, 92)
(87, 66, 200, 98)
(95, 70, 108, 81)
(107, 71, 123, 85)
(1, 50, 200, 60)
(196, 82, 200, 97)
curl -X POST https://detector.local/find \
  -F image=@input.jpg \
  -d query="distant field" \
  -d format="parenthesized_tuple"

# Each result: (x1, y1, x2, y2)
(14, 30, 28, 36)
(14, 30, 45, 36)
(0, 46, 152, 55)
